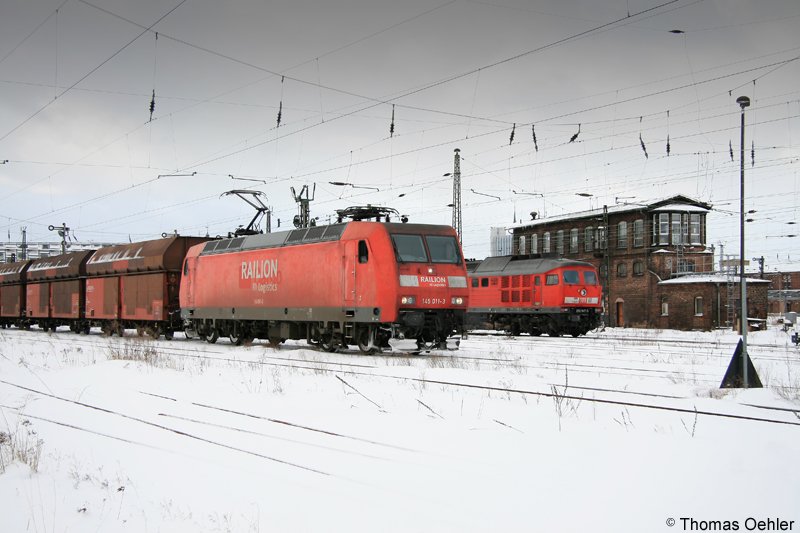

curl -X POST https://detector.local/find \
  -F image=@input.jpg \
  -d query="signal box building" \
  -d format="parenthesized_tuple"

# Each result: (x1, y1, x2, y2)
(509, 195, 769, 331)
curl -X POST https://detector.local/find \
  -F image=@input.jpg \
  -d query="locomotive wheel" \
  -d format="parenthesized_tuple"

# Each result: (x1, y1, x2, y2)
(229, 331, 250, 346)
(146, 326, 161, 340)
(268, 336, 284, 348)
(164, 329, 174, 340)
(205, 329, 219, 344)
(320, 333, 337, 352)
(357, 329, 378, 354)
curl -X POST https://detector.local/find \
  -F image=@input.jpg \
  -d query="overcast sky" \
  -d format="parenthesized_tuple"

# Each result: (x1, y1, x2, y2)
(1, 0, 798, 265)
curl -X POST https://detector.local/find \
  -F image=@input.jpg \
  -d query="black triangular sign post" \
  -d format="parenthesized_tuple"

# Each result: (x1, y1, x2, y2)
(720, 339, 763, 388)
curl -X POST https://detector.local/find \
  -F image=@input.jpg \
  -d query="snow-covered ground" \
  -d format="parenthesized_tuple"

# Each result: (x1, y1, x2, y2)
(1, 325, 798, 532)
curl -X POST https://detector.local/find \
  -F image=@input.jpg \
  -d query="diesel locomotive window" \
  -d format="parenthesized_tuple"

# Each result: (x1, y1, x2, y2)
(583, 271, 598, 285)
(562, 270, 580, 284)
(426, 235, 461, 264)
(471, 278, 479, 288)
(481, 278, 489, 287)
(545, 274, 559, 285)
(391, 234, 428, 263)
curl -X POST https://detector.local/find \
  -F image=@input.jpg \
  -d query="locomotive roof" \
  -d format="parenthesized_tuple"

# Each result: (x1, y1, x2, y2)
(200, 221, 456, 256)
(469, 255, 595, 276)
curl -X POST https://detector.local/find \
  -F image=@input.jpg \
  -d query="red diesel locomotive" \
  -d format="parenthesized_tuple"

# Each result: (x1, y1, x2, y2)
(467, 255, 602, 337)
(180, 220, 469, 352)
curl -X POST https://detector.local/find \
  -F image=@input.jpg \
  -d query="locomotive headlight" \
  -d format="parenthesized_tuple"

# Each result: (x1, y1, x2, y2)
(401, 296, 416, 305)
(451, 297, 464, 305)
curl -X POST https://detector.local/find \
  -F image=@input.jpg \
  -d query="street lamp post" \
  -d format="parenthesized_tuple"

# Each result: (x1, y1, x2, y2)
(737, 95, 750, 388)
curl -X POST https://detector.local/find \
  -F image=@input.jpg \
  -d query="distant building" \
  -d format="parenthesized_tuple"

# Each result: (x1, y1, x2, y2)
(489, 227, 512, 257)
(509, 195, 769, 330)
(1, 241, 114, 263)
(762, 268, 800, 315)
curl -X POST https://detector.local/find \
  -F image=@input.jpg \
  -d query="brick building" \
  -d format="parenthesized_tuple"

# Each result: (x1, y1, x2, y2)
(763, 269, 800, 315)
(509, 195, 769, 330)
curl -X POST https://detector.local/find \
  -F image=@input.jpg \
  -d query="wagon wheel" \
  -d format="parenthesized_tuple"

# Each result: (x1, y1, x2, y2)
(267, 336, 284, 348)
(82, 323, 91, 335)
(205, 328, 219, 344)
(115, 323, 125, 337)
(164, 329, 174, 341)
(146, 325, 161, 340)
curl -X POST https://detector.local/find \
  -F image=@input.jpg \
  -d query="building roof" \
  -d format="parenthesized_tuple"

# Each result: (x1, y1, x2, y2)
(658, 274, 771, 285)
(509, 194, 712, 231)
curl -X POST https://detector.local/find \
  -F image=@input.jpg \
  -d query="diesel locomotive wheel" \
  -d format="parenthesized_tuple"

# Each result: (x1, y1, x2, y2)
(164, 329, 174, 340)
(267, 336, 284, 348)
(205, 329, 219, 344)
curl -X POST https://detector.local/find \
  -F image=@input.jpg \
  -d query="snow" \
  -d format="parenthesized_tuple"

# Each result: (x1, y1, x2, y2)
(1, 325, 799, 532)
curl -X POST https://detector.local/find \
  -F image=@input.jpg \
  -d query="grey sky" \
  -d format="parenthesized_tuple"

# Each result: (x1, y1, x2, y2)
(0, 0, 798, 266)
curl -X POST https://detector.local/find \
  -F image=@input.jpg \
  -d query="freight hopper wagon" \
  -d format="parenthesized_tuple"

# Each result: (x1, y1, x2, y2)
(180, 221, 469, 352)
(84, 236, 209, 338)
(24, 250, 95, 332)
(0, 259, 33, 328)
(467, 256, 602, 337)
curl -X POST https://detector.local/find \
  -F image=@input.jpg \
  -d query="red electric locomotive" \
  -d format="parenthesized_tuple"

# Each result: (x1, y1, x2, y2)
(467, 255, 602, 337)
(180, 216, 469, 352)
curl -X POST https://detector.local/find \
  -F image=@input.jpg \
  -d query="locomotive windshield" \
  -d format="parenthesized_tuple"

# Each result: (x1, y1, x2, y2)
(427, 235, 460, 264)
(584, 271, 598, 285)
(391, 234, 428, 262)
(390, 234, 461, 264)
(563, 270, 580, 284)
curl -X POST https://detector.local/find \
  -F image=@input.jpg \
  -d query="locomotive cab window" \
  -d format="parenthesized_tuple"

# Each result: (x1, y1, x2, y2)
(391, 234, 428, 263)
(183, 260, 189, 276)
(358, 240, 369, 263)
(545, 274, 559, 285)
(426, 235, 461, 264)
(563, 270, 580, 284)
(583, 271, 598, 285)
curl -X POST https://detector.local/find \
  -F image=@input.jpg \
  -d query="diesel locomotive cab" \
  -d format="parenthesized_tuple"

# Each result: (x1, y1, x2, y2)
(390, 230, 468, 348)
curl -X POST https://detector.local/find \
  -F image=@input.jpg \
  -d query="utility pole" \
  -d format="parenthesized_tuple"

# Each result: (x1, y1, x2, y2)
(737, 95, 751, 388)
(20, 227, 28, 260)
(602, 204, 610, 327)
(451, 148, 462, 244)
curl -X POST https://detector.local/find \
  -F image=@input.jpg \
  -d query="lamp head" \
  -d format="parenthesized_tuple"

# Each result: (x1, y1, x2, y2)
(736, 96, 750, 109)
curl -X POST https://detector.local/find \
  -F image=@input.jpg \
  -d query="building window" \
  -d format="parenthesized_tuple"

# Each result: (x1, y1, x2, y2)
(633, 219, 644, 247)
(519, 235, 526, 255)
(585, 227, 594, 252)
(595, 226, 606, 250)
(633, 260, 644, 276)
(690, 214, 701, 244)
(671, 213, 682, 245)
(617, 221, 628, 249)
(570, 228, 579, 253)
(556, 230, 564, 255)
(616, 262, 627, 277)
(531, 233, 538, 254)
(661, 297, 669, 316)
(694, 296, 703, 316)
(655, 213, 669, 245)
(543, 232, 550, 253)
